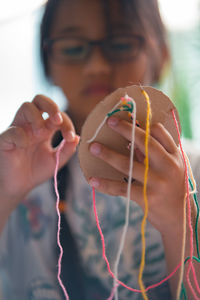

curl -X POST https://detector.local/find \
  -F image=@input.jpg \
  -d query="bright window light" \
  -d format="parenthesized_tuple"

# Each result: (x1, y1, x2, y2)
(158, 0, 200, 31)
(0, 0, 46, 22)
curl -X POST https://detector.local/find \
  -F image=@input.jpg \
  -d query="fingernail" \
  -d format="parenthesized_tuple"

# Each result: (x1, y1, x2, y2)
(90, 143, 101, 156)
(52, 112, 63, 124)
(89, 177, 100, 188)
(107, 117, 119, 127)
(65, 130, 75, 142)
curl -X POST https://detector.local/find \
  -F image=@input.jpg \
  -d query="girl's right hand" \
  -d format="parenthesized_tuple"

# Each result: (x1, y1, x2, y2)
(0, 95, 79, 212)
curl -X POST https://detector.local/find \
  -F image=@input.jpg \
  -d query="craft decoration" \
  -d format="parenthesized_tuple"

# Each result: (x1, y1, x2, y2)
(78, 85, 180, 182)
(54, 85, 200, 300)
(78, 85, 181, 300)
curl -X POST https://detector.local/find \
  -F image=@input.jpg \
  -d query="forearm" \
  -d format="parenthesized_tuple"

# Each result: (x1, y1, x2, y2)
(162, 197, 200, 299)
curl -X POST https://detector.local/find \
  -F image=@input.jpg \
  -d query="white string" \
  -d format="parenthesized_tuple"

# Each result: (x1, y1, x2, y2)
(86, 94, 136, 300)
(87, 101, 122, 143)
(113, 96, 136, 300)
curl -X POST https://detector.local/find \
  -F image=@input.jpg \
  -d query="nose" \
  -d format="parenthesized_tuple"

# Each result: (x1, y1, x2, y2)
(83, 47, 112, 77)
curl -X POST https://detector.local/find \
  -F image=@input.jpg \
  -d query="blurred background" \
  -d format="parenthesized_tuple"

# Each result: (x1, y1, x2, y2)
(0, 0, 200, 144)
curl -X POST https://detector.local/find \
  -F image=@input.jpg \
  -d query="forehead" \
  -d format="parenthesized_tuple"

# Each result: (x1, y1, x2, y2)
(50, 0, 138, 38)
(50, 0, 106, 38)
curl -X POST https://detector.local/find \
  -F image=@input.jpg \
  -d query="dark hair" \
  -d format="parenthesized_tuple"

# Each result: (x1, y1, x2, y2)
(40, 0, 169, 82)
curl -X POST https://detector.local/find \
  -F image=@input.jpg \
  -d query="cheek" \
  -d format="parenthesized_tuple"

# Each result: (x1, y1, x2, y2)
(113, 54, 150, 87)
(49, 63, 81, 98)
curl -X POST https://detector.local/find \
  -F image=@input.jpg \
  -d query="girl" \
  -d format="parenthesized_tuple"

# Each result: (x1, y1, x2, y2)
(0, 0, 199, 299)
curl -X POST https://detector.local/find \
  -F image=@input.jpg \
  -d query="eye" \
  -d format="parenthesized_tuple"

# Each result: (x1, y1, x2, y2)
(61, 45, 86, 57)
(52, 38, 87, 60)
(109, 39, 133, 52)
(111, 43, 132, 51)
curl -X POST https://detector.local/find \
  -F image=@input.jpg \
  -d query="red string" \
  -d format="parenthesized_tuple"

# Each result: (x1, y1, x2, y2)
(92, 187, 181, 293)
(171, 109, 200, 299)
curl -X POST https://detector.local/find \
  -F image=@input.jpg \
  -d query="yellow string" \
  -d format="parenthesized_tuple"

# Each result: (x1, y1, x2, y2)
(138, 89, 152, 300)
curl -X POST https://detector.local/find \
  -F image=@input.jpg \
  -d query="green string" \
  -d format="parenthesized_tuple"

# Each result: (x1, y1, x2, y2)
(107, 101, 134, 117)
(180, 178, 200, 299)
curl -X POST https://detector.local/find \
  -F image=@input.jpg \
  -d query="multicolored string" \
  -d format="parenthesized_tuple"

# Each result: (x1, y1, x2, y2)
(91, 90, 180, 296)
(54, 90, 200, 300)
(172, 110, 200, 299)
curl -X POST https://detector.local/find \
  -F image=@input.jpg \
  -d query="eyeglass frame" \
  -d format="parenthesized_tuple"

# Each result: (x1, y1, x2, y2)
(43, 34, 146, 65)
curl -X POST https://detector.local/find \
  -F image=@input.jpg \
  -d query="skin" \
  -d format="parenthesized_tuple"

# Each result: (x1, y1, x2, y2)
(49, 0, 151, 134)
(0, 0, 199, 298)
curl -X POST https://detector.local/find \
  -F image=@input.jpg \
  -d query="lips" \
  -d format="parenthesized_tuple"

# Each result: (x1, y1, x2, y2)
(83, 84, 113, 97)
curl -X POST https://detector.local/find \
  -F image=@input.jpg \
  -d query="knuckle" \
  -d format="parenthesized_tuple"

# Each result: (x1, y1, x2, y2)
(20, 101, 32, 111)
(168, 157, 182, 176)
(118, 183, 127, 195)
(151, 122, 164, 134)
(118, 157, 129, 172)
(33, 94, 45, 102)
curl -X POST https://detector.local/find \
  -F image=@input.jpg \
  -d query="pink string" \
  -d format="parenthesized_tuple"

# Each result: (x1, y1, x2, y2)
(54, 139, 70, 300)
(92, 187, 181, 293)
(107, 284, 119, 300)
(172, 110, 200, 299)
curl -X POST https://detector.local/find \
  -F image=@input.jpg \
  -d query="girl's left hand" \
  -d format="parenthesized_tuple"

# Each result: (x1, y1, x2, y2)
(89, 116, 186, 235)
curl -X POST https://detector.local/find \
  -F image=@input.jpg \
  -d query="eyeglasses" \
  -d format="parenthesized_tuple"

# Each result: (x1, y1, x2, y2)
(43, 35, 145, 64)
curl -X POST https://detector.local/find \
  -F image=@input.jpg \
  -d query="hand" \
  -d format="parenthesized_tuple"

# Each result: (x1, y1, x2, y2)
(0, 95, 79, 211)
(88, 116, 186, 234)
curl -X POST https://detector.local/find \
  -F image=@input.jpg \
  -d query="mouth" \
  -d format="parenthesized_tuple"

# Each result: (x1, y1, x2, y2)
(83, 85, 113, 97)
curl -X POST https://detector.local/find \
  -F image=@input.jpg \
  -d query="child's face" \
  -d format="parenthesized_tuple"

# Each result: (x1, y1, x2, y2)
(49, 0, 153, 132)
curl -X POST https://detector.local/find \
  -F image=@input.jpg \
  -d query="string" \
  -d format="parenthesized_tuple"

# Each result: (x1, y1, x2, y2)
(138, 89, 152, 300)
(181, 175, 200, 299)
(176, 192, 187, 300)
(107, 284, 119, 300)
(185, 153, 200, 259)
(90, 93, 186, 296)
(51, 96, 200, 300)
(179, 152, 200, 299)
(171, 110, 200, 299)
(113, 96, 136, 300)
(86, 94, 136, 300)
(54, 139, 70, 300)
(177, 151, 195, 300)
(92, 186, 182, 294)
(87, 101, 122, 144)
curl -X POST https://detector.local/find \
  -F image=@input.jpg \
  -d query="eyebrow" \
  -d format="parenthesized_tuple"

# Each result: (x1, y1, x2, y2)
(58, 26, 84, 35)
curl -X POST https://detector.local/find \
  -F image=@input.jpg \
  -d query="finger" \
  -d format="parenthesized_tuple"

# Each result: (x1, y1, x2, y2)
(88, 176, 145, 205)
(134, 126, 173, 166)
(0, 126, 28, 150)
(89, 142, 158, 184)
(46, 111, 78, 142)
(150, 123, 177, 154)
(12, 102, 45, 135)
(33, 95, 63, 125)
(53, 136, 80, 168)
(107, 116, 172, 167)
(57, 112, 77, 142)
